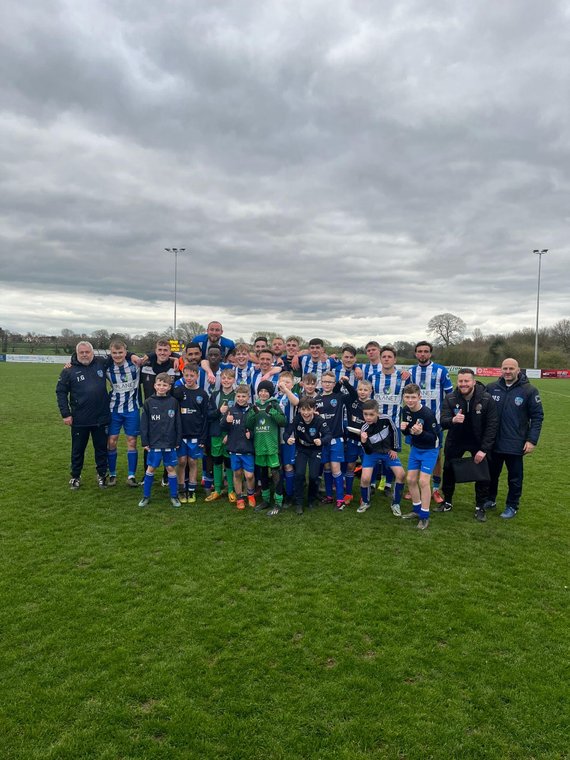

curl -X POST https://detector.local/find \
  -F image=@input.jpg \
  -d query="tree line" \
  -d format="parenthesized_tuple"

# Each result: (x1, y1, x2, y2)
(1, 314, 569, 368)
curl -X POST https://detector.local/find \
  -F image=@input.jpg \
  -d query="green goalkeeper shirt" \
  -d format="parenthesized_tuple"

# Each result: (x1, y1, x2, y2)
(245, 400, 286, 456)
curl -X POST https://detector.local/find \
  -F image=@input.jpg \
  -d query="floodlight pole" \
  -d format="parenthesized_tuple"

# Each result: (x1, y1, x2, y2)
(532, 248, 548, 369)
(164, 248, 187, 335)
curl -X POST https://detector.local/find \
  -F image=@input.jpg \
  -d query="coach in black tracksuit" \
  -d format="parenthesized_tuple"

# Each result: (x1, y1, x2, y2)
(440, 369, 498, 518)
(485, 358, 544, 518)
(56, 341, 110, 485)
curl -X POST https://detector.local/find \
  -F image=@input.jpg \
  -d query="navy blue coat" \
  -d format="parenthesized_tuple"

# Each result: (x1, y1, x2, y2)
(486, 374, 544, 455)
(56, 355, 110, 427)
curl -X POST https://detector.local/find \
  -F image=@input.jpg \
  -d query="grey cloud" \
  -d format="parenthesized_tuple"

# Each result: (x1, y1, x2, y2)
(1, 0, 568, 341)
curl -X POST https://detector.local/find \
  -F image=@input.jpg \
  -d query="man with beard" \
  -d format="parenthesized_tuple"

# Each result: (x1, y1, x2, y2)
(407, 341, 453, 504)
(485, 358, 544, 519)
(440, 369, 498, 522)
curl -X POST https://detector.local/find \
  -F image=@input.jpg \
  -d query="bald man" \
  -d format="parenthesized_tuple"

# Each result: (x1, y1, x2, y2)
(193, 321, 235, 359)
(485, 358, 544, 519)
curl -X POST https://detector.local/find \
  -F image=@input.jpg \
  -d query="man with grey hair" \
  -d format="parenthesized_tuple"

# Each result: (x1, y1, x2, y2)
(56, 341, 110, 489)
(486, 358, 544, 519)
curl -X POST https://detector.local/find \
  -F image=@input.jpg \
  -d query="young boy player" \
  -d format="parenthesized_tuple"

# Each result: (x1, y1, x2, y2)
(221, 384, 257, 510)
(400, 384, 440, 530)
(172, 363, 209, 503)
(138, 373, 182, 508)
(286, 398, 331, 514)
(356, 400, 406, 516)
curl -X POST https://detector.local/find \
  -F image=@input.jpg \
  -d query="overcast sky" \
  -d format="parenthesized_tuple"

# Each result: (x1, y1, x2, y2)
(1, 0, 568, 345)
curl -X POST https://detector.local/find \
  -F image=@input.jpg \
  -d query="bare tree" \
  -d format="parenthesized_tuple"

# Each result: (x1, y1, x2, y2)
(91, 329, 110, 349)
(427, 313, 467, 346)
(552, 318, 570, 353)
(176, 321, 206, 344)
(471, 328, 484, 343)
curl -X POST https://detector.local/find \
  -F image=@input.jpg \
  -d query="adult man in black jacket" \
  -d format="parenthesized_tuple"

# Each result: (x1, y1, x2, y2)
(56, 341, 110, 489)
(440, 369, 498, 521)
(486, 358, 544, 519)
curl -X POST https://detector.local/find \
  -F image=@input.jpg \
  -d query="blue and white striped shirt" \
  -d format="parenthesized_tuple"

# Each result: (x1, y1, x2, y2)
(299, 355, 335, 389)
(107, 360, 140, 413)
(408, 362, 453, 421)
(371, 370, 410, 448)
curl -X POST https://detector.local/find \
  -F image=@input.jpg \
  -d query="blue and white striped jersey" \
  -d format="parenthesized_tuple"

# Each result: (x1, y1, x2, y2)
(219, 362, 255, 387)
(276, 391, 298, 424)
(193, 334, 235, 359)
(276, 390, 299, 443)
(408, 362, 453, 421)
(371, 371, 410, 423)
(107, 359, 140, 413)
(362, 362, 382, 382)
(299, 355, 335, 389)
(333, 363, 359, 387)
(174, 367, 210, 396)
(371, 370, 410, 448)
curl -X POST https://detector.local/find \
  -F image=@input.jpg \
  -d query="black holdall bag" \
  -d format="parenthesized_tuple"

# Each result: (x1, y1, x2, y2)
(450, 456, 490, 483)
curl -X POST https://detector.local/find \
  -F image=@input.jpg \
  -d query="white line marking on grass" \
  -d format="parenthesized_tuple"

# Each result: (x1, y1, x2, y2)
(539, 388, 570, 399)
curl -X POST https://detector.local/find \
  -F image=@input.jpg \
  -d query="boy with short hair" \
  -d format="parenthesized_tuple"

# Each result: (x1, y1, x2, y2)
(332, 344, 364, 387)
(372, 345, 410, 496)
(315, 371, 349, 509)
(300, 373, 319, 399)
(276, 371, 300, 503)
(140, 339, 181, 400)
(297, 338, 335, 389)
(338, 376, 373, 502)
(172, 363, 209, 503)
(400, 384, 440, 530)
(205, 368, 236, 502)
(363, 341, 383, 380)
(106, 340, 142, 487)
(286, 398, 332, 514)
(227, 343, 256, 387)
(356, 400, 406, 516)
(283, 335, 301, 375)
(245, 380, 286, 516)
(221, 384, 256, 510)
(138, 373, 182, 508)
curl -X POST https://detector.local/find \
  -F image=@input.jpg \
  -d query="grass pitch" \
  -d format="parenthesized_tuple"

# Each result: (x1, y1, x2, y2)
(1, 365, 568, 759)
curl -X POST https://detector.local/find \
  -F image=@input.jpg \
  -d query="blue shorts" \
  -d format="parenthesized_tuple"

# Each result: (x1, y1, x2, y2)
(177, 438, 203, 460)
(407, 447, 439, 474)
(109, 409, 140, 437)
(344, 438, 362, 463)
(230, 453, 255, 473)
(321, 438, 345, 464)
(361, 451, 403, 470)
(280, 442, 296, 467)
(147, 448, 178, 469)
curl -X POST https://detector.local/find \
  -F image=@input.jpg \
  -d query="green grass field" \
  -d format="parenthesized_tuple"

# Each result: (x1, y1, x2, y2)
(1, 365, 568, 760)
